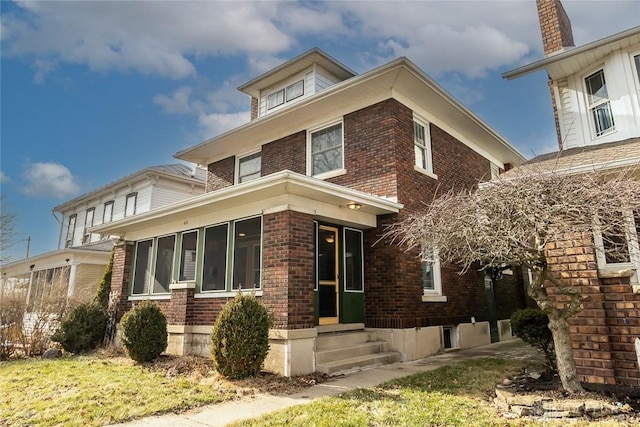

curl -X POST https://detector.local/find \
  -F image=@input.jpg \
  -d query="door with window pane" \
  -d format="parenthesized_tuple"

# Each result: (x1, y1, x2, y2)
(317, 225, 339, 325)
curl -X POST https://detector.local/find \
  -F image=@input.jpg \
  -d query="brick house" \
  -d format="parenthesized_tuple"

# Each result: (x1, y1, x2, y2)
(503, 0, 640, 385)
(95, 48, 528, 376)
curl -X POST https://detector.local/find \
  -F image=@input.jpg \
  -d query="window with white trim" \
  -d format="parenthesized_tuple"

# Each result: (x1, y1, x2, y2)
(413, 119, 433, 173)
(83, 208, 95, 244)
(309, 122, 343, 176)
(422, 259, 442, 294)
(585, 69, 614, 137)
(594, 209, 640, 284)
(103, 201, 114, 223)
(125, 192, 137, 217)
(634, 54, 640, 86)
(237, 151, 261, 183)
(65, 214, 77, 248)
(178, 230, 198, 282)
(267, 79, 304, 110)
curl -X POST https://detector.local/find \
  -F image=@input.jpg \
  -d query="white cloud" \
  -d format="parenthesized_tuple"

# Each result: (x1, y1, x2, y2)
(21, 162, 81, 199)
(154, 87, 194, 114)
(198, 111, 251, 138)
(0, 171, 9, 183)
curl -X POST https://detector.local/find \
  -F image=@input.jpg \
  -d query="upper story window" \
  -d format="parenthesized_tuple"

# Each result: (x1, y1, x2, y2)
(237, 151, 261, 184)
(634, 54, 640, 85)
(65, 214, 77, 248)
(267, 80, 305, 110)
(103, 201, 114, 223)
(413, 118, 433, 174)
(585, 69, 614, 137)
(309, 122, 343, 177)
(125, 192, 137, 217)
(83, 208, 95, 244)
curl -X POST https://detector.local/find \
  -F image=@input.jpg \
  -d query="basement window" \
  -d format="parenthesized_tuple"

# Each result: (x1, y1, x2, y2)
(442, 325, 458, 350)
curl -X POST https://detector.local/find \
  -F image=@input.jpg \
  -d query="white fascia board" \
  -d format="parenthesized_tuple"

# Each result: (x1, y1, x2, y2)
(0, 248, 112, 274)
(91, 170, 403, 240)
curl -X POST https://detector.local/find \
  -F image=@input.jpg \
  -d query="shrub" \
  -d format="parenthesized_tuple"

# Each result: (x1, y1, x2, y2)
(211, 293, 272, 379)
(120, 301, 167, 363)
(51, 303, 107, 354)
(510, 308, 555, 369)
(94, 250, 114, 311)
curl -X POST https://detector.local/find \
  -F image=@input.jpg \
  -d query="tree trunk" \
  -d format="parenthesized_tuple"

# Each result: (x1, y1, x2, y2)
(547, 312, 584, 392)
(528, 262, 584, 393)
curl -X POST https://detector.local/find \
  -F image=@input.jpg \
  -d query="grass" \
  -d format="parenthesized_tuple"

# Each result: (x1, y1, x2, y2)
(231, 358, 630, 427)
(0, 355, 232, 426)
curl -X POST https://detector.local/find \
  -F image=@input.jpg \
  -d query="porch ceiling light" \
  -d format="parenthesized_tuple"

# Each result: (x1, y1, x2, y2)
(347, 202, 362, 211)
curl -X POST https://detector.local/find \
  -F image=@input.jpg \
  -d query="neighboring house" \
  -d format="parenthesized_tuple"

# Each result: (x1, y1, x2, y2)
(0, 164, 206, 308)
(503, 0, 640, 386)
(94, 48, 527, 377)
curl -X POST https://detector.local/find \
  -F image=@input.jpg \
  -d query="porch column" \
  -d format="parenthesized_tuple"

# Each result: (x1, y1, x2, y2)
(110, 241, 134, 322)
(261, 209, 316, 376)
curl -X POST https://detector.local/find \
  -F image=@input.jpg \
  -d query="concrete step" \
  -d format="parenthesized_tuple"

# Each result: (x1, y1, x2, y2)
(316, 340, 389, 364)
(316, 351, 401, 376)
(315, 331, 375, 350)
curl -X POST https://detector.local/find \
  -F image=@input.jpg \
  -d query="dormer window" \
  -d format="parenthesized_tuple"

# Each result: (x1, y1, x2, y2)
(585, 69, 614, 137)
(267, 80, 304, 110)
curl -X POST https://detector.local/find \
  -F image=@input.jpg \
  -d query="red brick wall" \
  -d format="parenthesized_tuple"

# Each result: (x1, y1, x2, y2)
(328, 99, 399, 199)
(536, 0, 574, 56)
(262, 130, 306, 176)
(545, 232, 640, 386)
(262, 210, 316, 330)
(207, 157, 235, 192)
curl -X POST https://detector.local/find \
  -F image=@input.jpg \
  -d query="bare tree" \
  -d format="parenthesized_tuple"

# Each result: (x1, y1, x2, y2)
(0, 196, 18, 264)
(386, 167, 640, 393)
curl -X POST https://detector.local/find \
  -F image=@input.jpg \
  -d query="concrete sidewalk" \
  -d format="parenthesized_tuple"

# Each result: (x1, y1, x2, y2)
(111, 339, 542, 427)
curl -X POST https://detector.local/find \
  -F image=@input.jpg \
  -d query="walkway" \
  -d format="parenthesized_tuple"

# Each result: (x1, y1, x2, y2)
(111, 339, 542, 427)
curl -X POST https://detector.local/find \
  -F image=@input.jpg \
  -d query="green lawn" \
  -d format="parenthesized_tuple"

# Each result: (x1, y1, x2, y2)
(231, 358, 628, 427)
(0, 355, 232, 426)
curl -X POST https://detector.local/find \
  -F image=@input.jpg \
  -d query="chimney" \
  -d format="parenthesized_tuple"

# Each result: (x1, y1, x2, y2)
(536, 0, 575, 56)
(250, 97, 259, 120)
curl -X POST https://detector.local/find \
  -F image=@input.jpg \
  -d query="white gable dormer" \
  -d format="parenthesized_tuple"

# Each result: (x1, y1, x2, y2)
(238, 48, 356, 120)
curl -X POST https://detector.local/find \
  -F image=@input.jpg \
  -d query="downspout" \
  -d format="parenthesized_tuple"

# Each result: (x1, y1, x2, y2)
(52, 210, 63, 249)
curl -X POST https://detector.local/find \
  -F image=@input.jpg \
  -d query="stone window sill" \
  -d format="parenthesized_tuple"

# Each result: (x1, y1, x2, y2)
(414, 165, 438, 180)
(422, 294, 447, 303)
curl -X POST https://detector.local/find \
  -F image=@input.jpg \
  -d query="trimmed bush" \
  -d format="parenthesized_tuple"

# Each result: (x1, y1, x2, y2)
(120, 301, 167, 363)
(510, 308, 555, 369)
(211, 293, 272, 379)
(51, 303, 107, 354)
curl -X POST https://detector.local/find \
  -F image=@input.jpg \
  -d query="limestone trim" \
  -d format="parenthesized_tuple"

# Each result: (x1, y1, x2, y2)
(128, 294, 170, 301)
(597, 267, 635, 279)
(269, 328, 318, 340)
(169, 282, 196, 290)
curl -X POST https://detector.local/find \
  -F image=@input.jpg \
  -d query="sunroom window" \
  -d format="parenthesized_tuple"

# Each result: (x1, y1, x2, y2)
(178, 230, 198, 282)
(585, 70, 614, 137)
(310, 123, 343, 176)
(232, 217, 262, 290)
(202, 224, 229, 292)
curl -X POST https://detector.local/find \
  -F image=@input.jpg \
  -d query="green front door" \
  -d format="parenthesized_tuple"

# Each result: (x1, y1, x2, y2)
(315, 224, 365, 325)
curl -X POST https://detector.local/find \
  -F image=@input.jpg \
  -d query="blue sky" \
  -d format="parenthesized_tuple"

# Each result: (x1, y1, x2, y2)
(1, 0, 638, 261)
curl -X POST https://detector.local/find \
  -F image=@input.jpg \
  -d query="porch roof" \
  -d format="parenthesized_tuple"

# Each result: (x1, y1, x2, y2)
(91, 170, 403, 241)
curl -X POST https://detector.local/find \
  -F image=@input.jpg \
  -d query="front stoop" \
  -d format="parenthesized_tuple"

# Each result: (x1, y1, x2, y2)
(315, 330, 400, 375)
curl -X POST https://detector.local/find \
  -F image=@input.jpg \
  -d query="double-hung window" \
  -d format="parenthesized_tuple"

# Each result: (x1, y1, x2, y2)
(103, 201, 114, 223)
(310, 122, 343, 176)
(585, 69, 614, 137)
(237, 152, 261, 183)
(125, 193, 137, 217)
(83, 208, 95, 244)
(421, 249, 444, 302)
(65, 214, 77, 248)
(413, 118, 434, 174)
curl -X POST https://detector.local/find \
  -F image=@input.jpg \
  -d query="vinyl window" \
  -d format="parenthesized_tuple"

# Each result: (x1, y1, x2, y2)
(237, 151, 261, 183)
(413, 118, 433, 173)
(125, 193, 137, 217)
(585, 69, 614, 137)
(310, 122, 343, 176)
(83, 208, 95, 244)
(103, 201, 114, 223)
(65, 214, 77, 248)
